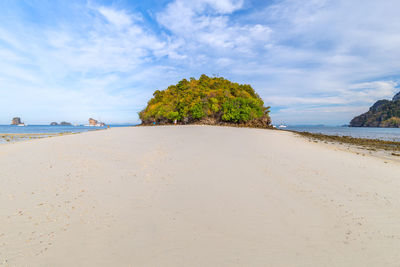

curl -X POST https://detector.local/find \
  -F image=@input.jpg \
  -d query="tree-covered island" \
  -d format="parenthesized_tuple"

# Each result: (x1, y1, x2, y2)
(139, 75, 272, 128)
(350, 91, 400, 127)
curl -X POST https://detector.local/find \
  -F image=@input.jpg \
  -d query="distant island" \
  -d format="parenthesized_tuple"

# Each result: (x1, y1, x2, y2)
(50, 119, 106, 127)
(350, 91, 400, 127)
(50, 121, 72, 126)
(88, 118, 105, 127)
(139, 75, 271, 128)
(11, 117, 25, 126)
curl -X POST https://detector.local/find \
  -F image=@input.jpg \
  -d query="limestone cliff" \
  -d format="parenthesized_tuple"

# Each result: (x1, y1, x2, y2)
(11, 117, 22, 125)
(350, 92, 400, 127)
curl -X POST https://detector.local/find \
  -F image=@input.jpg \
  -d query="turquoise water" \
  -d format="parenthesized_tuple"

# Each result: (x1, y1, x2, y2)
(0, 124, 134, 134)
(3, 124, 398, 142)
(285, 125, 400, 142)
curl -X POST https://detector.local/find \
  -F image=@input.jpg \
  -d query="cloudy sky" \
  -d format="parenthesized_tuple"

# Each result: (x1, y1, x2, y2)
(0, 0, 399, 125)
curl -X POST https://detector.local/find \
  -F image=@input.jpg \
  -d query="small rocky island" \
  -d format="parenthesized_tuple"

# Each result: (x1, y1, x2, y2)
(350, 91, 400, 127)
(89, 118, 105, 127)
(11, 117, 25, 126)
(139, 75, 271, 128)
(50, 122, 72, 126)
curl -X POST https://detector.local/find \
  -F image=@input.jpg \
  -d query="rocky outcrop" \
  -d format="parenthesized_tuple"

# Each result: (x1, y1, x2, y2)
(89, 118, 98, 126)
(89, 118, 105, 127)
(11, 117, 22, 125)
(50, 122, 58, 126)
(394, 92, 400, 101)
(139, 75, 271, 128)
(350, 92, 400, 127)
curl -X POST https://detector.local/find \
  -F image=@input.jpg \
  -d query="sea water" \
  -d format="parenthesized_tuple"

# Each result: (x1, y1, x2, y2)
(285, 125, 400, 142)
(0, 124, 133, 134)
(2, 124, 399, 142)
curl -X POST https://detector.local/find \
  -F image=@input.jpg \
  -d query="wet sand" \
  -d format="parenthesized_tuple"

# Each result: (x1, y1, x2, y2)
(1, 126, 400, 266)
(0, 133, 69, 144)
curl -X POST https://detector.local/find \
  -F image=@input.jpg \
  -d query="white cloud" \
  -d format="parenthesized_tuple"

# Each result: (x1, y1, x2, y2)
(198, 0, 244, 14)
(0, 4, 186, 124)
(171, 0, 244, 15)
(157, 0, 271, 54)
(216, 0, 400, 124)
(98, 7, 134, 28)
(1, 0, 400, 125)
(346, 81, 398, 101)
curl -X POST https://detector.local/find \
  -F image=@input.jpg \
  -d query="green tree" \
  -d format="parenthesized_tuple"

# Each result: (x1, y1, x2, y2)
(139, 75, 271, 127)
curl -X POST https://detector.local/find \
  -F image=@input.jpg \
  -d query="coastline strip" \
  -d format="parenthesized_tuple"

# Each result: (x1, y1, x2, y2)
(287, 130, 400, 151)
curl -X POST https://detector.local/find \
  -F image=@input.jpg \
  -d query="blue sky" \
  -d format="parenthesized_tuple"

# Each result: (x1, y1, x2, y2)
(0, 0, 399, 125)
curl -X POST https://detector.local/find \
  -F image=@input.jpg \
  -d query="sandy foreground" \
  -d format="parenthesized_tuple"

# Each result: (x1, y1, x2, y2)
(0, 126, 400, 266)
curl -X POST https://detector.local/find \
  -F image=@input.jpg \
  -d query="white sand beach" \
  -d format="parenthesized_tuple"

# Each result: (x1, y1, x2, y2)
(1, 126, 400, 266)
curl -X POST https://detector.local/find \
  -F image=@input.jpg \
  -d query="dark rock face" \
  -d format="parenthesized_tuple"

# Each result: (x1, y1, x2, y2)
(11, 117, 22, 125)
(350, 92, 400, 127)
(50, 122, 58, 126)
(394, 92, 400, 101)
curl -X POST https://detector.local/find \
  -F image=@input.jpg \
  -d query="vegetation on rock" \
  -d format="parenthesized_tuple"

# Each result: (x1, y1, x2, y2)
(350, 92, 400, 127)
(139, 75, 271, 128)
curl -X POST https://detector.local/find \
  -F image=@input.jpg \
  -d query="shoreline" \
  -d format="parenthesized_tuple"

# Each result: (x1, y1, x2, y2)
(2, 123, 400, 159)
(286, 130, 400, 161)
(0, 128, 107, 144)
(0, 132, 72, 144)
(140, 124, 400, 158)
(289, 130, 400, 151)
